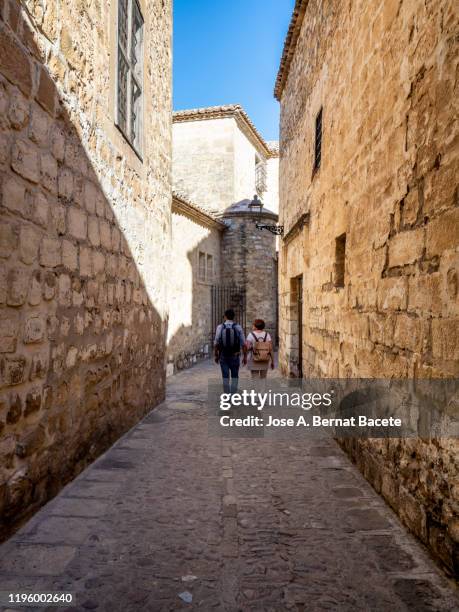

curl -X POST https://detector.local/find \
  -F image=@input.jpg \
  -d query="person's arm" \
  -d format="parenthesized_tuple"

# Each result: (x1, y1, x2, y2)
(239, 326, 247, 364)
(268, 336, 275, 369)
(214, 325, 221, 363)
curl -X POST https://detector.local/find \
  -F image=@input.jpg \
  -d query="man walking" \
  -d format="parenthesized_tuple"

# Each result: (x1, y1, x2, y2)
(214, 309, 246, 393)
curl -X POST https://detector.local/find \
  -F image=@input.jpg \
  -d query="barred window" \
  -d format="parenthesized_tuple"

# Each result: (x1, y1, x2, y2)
(255, 154, 267, 195)
(313, 107, 323, 172)
(334, 233, 346, 288)
(117, 0, 144, 154)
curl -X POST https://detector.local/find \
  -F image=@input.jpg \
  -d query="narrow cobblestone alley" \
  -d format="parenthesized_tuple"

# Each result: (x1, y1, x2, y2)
(0, 360, 457, 612)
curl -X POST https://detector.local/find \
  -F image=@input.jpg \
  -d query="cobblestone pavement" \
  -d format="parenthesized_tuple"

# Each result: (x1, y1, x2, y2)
(0, 360, 458, 611)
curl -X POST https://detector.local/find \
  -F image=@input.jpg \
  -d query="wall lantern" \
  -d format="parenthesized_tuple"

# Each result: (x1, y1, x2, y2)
(250, 195, 284, 236)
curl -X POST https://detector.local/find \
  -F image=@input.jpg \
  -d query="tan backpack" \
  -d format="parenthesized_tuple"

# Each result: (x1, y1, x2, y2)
(250, 332, 271, 362)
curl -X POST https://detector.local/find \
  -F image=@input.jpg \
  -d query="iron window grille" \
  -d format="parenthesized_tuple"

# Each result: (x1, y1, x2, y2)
(255, 157, 267, 195)
(314, 107, 323, 172)
(116, 0, 144, 155)
(334, 233, 346, 288)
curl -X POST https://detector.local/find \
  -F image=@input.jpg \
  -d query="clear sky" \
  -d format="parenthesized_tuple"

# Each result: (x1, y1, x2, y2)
(173, 0, 295, 142)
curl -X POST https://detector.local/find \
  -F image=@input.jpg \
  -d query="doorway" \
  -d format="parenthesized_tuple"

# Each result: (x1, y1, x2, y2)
(297, 275, 303, 378)
(288, 275, 303, 378)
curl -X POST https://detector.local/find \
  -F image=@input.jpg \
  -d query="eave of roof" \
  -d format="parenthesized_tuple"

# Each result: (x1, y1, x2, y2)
(274, 0, 309, 101)
(172, 191, 227, 230)
(173, 105, 279, 159)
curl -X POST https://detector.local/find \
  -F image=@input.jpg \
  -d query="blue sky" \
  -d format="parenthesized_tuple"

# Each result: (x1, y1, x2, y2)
(173, 0, 295, 141)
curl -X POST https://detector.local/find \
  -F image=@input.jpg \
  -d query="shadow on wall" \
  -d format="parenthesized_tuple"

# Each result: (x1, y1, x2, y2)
(166, 235, 221, 375)
(0, 3, 168, 540)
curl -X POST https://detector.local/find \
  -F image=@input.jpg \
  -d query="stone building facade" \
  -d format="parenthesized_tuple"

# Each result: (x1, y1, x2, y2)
(173, 105, 279, 215)
(0, 0, 172, 537)
(167, 192, 225, 374)
(168, 106, 279, 364)
(275, 0, 459, 575)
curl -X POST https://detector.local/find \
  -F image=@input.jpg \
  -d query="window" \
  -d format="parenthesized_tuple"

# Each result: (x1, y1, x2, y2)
(255, 155, 267, 195)
(198, 251, 214, 282)
(313, 107, 323, 172)
(117, 0, 144, 154)
(334, 233, 346, 288)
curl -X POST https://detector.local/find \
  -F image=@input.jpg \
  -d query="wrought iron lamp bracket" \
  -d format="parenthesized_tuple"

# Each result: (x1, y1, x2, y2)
(255, 222, 284, 236)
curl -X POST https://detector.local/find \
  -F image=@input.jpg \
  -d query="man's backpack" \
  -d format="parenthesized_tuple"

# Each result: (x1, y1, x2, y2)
(219, 323, 241, 356)
(250, 332, 271, 362)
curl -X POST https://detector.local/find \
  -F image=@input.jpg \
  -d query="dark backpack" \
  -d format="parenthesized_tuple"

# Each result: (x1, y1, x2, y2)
(218, 323, 241, 357)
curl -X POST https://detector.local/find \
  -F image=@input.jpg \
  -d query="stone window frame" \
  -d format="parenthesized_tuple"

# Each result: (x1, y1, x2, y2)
(197, 250, 214, 284)
(115, 0, 144, 159)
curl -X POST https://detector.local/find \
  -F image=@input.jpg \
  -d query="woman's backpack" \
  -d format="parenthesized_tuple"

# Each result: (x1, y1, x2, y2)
(250, 332, 271, 362)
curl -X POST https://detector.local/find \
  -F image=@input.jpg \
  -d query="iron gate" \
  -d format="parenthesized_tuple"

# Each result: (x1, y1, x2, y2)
(210, 284, 246, 344)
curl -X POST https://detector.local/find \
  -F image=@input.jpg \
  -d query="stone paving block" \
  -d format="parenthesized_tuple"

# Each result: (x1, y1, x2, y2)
(345, 508, 393, 531)
(46, 498, 109, 518)
(64, 482, 122, 499)
(24, 517, 99, 546)
(0, 544, 76, 576)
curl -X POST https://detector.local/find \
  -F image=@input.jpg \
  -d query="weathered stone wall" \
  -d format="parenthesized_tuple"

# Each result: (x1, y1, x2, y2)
(167, 208, 222, 374)
(0, 0, 172, 537)
(278, 0, 458, 574)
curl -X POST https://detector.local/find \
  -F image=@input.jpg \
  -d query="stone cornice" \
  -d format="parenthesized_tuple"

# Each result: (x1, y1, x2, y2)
(222, 209, 279, 222)
(274, 0, 309, 101)
(283, 212, 310, 244)
(173, 105, 279, 159)
(172, 191, 227, 231)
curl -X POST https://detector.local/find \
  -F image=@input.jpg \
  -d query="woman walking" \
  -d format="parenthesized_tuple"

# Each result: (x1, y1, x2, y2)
(245, 319, 274, 379)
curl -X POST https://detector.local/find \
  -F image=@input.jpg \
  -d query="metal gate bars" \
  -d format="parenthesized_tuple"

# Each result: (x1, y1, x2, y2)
(210, 283, 246, 344)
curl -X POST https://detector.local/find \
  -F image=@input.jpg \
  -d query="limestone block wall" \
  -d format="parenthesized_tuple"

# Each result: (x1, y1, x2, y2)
(0, 0, 172, 537)
(167, 210, 222, 373)
(278, 0, 458, 574)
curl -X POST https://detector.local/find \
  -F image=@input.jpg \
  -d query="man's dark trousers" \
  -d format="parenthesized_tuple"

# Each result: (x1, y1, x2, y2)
(220, 354, 240, 393)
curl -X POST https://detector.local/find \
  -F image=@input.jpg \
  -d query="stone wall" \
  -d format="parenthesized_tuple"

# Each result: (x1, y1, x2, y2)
(167, 202, 223, 374)
(0, 0, 172, 538)
(277, 0, 458, 574)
